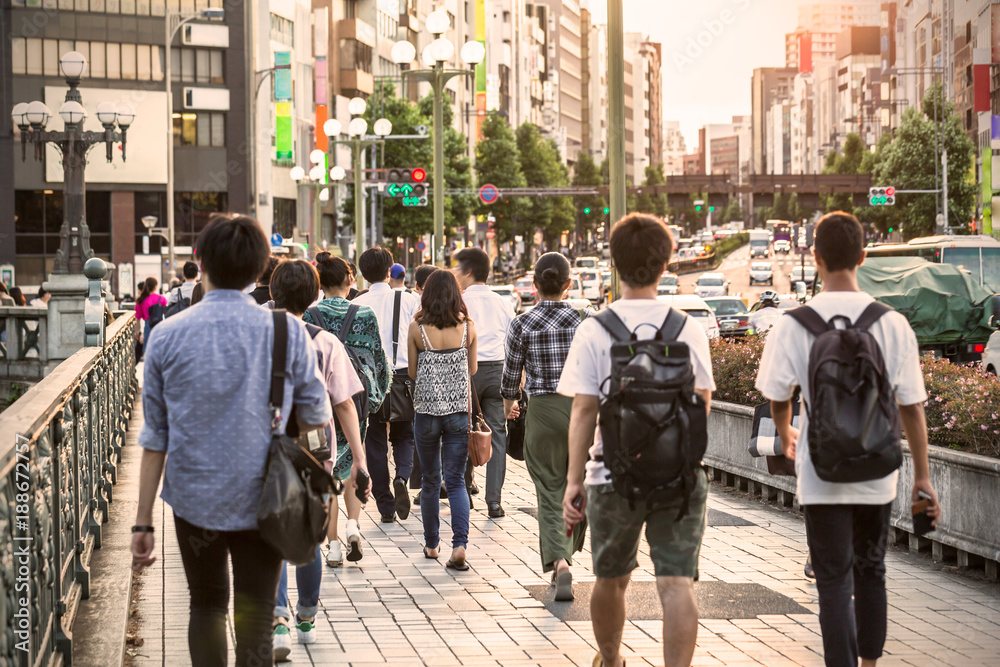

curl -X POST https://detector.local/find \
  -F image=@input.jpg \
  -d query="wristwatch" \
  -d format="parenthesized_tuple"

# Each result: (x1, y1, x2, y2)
(131, 525, 155, 533)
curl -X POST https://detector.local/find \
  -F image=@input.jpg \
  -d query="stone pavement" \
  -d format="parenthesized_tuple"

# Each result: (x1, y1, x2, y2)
(124, 401, 1000, 666)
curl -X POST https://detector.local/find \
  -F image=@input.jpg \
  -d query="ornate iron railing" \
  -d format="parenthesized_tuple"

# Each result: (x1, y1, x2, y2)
(0, 312, 137, 666)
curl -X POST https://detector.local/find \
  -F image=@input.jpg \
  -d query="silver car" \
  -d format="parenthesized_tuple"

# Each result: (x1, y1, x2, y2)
(749, 262, 773, 286)
(694, 273, 729, 298)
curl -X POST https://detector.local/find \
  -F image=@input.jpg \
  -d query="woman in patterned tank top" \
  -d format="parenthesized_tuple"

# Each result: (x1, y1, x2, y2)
(407, 270, 478, 570)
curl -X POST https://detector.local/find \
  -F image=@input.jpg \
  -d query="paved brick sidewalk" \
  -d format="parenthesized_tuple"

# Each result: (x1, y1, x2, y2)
(125, 401, 1000, 666)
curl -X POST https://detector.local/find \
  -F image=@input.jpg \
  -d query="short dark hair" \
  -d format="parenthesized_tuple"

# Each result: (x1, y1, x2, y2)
(196, 214, 270, 291)
(258, 255, 281, 285)
(416, 269, 468, 329)
(815, 212, 864, 272)
(348, 262, 358, 277)
(609, 214, 673, 288)
(36, 286, 48, 298)
(414, 265, 438, 290)
(454, 247, 490, 282)
(182, 261, 199, 280)
(269, 259, 320, 316)
(533, 252, 571, 297)
(315, 251, 351, 289)
(358, 246, 394, 284)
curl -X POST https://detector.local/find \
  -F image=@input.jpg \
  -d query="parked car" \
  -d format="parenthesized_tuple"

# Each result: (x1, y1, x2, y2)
(694, 272, 730, 298)
(565, 273, 585, 300)
(773, 239, 792, 254)
(983, 330, 1000, 375)
(657, 273, 679, 296)
(749, 261, 774, 286)
(490, 285, 522, 314)
(704, 297, 754, 337)
(514, 277, 536, 304)
(577, 270, 603, 304)
(574, 256, 600, 270)
(789, 265, 817, 287)
(656, 295, 720, 339)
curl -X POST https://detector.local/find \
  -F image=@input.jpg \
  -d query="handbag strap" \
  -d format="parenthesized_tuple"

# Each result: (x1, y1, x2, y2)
(391, 290, 402, 367)
(468, 374, 483, 429)
(270, 310, 288, 429)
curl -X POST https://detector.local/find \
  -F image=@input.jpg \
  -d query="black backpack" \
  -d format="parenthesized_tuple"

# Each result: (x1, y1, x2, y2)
(307, 306, 371, 429)
(787, 302, 902, 483)
(164, 286, 191, 318)
(146, 298, 164, 329)
(594, 308, 708, 519)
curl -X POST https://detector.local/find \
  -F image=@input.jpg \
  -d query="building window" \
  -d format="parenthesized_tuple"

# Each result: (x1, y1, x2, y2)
(270, 13, 295, 47)
(173, 111, 226, 146)
(273, 198, 296, 239)
(339, 39, 373, 73)
(170, 47, 224, 83)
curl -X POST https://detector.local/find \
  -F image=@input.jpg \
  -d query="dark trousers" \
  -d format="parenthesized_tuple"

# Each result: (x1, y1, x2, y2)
(804, 502, 892, 667)
(174, 514, 284, 667)
(473, 361, 508, 504)
(365, 389, 415, 516)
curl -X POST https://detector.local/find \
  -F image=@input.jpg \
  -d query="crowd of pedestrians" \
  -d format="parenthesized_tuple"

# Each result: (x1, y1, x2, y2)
(129, 210, 941, 667)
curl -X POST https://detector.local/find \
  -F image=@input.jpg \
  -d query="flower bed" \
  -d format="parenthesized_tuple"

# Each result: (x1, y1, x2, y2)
(710, 335, 1000, 459)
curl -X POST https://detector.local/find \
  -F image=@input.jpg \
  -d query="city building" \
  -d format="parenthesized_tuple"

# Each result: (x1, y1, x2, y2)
(662, 120, 687, 175)
(786, 0, 882, 69)
(581, 9, 607, 165)
(3, 0, 246, 291)
(751, 67, 796, 174)
(535, 0, 585, 165)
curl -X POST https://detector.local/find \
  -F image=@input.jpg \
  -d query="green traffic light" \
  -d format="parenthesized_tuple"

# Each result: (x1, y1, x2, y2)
(696, 205, 702, 211)
(603, 207, 610, 214)
(584, 207, 591, 215)
(709, 206, 715, 212)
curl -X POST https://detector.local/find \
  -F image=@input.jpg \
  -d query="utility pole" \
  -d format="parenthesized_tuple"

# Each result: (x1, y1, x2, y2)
(608, 0, 626, 300)
(942, 149, 949, 233)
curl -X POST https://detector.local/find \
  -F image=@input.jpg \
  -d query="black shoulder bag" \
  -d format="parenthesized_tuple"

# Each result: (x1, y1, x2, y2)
(377, 290, 415, 422)
(257, 310, 342, 566)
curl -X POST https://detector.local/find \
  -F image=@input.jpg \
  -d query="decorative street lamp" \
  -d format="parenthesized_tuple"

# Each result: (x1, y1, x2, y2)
(324, 99, 392, 264)
(392, 10, 485, 267)
(12, 51, 134, 275)
(289, 159, 330, 256)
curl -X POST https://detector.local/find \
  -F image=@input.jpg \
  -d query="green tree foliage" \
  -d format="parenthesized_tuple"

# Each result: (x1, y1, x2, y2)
(475, 114, 527, 244)
(822, 133, 866, 213)
(417, 95, 475, 237)
(866, 84, 976, 238)
(635, 164, 669, 218)
(720, 198, 744, 225)
(572, 152, 606, 237)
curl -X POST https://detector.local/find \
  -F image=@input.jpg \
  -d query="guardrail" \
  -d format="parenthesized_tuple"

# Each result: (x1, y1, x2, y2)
(0, 311, 137, 665)
(0, 307, 50, 381)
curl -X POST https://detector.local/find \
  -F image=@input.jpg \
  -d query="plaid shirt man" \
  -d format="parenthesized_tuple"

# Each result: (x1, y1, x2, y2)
(501, 301, 587, 400)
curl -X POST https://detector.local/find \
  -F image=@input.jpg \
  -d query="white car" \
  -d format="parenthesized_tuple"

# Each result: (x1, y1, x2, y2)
(656, 294, 720, 339)
(774, 239, 792, 254)
(749, 262, 774, 286)
(576, 270, 603, 304)
(657, 273, 679, 296)
(565, 273, 585, 300)
(984, 330, 1000, 375)
(490, 285, 522, 314)
(694, 273, 729, 298)
(574, 256, 600, 270)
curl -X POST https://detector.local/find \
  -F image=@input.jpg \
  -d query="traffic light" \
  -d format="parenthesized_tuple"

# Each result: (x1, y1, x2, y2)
(386, 168, 428, 206)
(709, 206, 715, 212)
(584, 207, 591, 215)
(888, 227, 894, 233)
(869, 186, 895, 206)
(695, 205, 702, 211)
(603, 207, 610, 215)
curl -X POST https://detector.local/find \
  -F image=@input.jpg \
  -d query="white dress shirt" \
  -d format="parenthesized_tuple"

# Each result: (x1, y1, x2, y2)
(353, 281, 421, 369)
(462, 284, 514, 362)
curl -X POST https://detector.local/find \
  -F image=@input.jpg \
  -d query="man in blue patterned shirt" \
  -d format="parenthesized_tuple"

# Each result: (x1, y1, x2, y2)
(131, 214, 332, 667)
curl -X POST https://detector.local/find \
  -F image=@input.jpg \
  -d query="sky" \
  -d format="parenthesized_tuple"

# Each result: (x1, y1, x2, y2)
(587, 0, 803, 150)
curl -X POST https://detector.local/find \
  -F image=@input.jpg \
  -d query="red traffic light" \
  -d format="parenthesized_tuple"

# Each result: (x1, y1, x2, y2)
(412, 168, 426, 182)
(886, 187, 895, 196)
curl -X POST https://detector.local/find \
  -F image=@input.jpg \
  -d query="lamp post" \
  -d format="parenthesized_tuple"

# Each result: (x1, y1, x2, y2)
(289, 161, 330, 255)
(12, 51, 134, 275)
(165, 6, 225, 282)
(391, 10, 485, 267)
(323, 101, 393, 263)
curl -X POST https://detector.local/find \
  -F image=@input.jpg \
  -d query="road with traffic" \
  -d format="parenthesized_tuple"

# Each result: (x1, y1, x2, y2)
(679, 243, 815, 306)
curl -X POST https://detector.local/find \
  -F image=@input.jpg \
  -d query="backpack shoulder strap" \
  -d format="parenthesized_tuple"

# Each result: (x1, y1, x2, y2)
(657, 307, 687, 342)
(593, 308, 633, 342)
(852, 301, 892, 332)
(304, 323, 324, 339)
(306, 306, 325, 329)
(391, 290, 403, 366)
(270, 310, 288, 411)
(338, 304, 360, 344)
(786, 306, 830, 337)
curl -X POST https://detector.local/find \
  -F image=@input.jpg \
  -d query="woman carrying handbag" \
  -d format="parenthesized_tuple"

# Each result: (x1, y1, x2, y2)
(407, 270, 478, 571)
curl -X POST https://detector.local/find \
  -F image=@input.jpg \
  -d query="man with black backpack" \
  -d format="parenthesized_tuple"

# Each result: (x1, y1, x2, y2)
(756, 212, 941, 667)
(165, 261, 199, 318)
(560, 214, 715, 667)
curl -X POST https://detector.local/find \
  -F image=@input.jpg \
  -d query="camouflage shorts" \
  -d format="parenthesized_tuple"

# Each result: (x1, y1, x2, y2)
(586, 468, 708, 580)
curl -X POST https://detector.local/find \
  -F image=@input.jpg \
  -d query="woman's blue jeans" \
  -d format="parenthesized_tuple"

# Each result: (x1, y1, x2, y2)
(414, 412, 470, 551)
(275, 547, 321, 621)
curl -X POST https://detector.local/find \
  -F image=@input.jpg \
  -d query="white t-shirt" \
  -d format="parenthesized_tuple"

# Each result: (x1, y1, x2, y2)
(557, 299, 716, 486)
(166, 281, 197, 305)
(463, 285, 514, 362)
(755, 291, 927, 506)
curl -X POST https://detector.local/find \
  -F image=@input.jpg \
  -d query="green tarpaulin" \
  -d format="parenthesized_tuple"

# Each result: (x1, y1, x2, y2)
(857, 257, 995, 345)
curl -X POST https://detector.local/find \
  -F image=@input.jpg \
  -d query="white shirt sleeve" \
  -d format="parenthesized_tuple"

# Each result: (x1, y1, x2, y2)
(755, 316, 799, 402)
(557, 319, 603, 398)
(890, 314, 928, 406)
(683, 319, 717, 392)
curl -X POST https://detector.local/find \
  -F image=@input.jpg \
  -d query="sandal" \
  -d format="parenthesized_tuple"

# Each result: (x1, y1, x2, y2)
(423, 546, 439, 560)
(592, 654, 625, 667)
(554, 569, 574, 601)
(445, 558, 469, 571)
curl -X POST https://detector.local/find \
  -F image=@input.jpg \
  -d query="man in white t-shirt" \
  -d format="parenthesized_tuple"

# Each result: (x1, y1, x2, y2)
(756, 212, 941, 667)
(165, 261, 199, 313)
(559, 214, 715, 667)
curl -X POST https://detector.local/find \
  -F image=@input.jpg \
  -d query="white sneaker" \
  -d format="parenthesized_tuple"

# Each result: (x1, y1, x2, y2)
(345, 520, 363, 562)
(326, 540, 343, 568)
(294, 616, 316, 645)
(273, 622, 292, 662)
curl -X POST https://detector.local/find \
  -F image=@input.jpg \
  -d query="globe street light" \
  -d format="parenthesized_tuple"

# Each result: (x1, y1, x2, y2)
(12, 50, 132, 274)
(392, 23, 485, 266)
(290, 163, 328, 255)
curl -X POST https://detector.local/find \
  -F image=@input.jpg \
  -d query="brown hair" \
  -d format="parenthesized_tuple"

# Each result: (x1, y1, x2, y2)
(609, 213, 674, 288)
(815, 211, 865, 272)
(196, 214, 270, 290)
(415, 269, 468, 329)
(315, 251, 352, 289)
(269, 259, 320, 315)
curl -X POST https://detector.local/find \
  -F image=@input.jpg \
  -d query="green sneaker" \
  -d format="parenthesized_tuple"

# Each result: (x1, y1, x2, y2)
(294, 616, 316, 645)
(273, 622, 292, 662)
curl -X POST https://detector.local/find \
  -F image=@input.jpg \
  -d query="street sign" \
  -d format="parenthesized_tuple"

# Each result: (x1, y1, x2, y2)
(479, 183, 500, 205)
(270, 233, 283, 246)
(416, 241, 426, 251)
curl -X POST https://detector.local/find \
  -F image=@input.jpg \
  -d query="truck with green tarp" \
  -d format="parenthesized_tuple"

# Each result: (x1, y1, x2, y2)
(857, 256, 996, 363)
